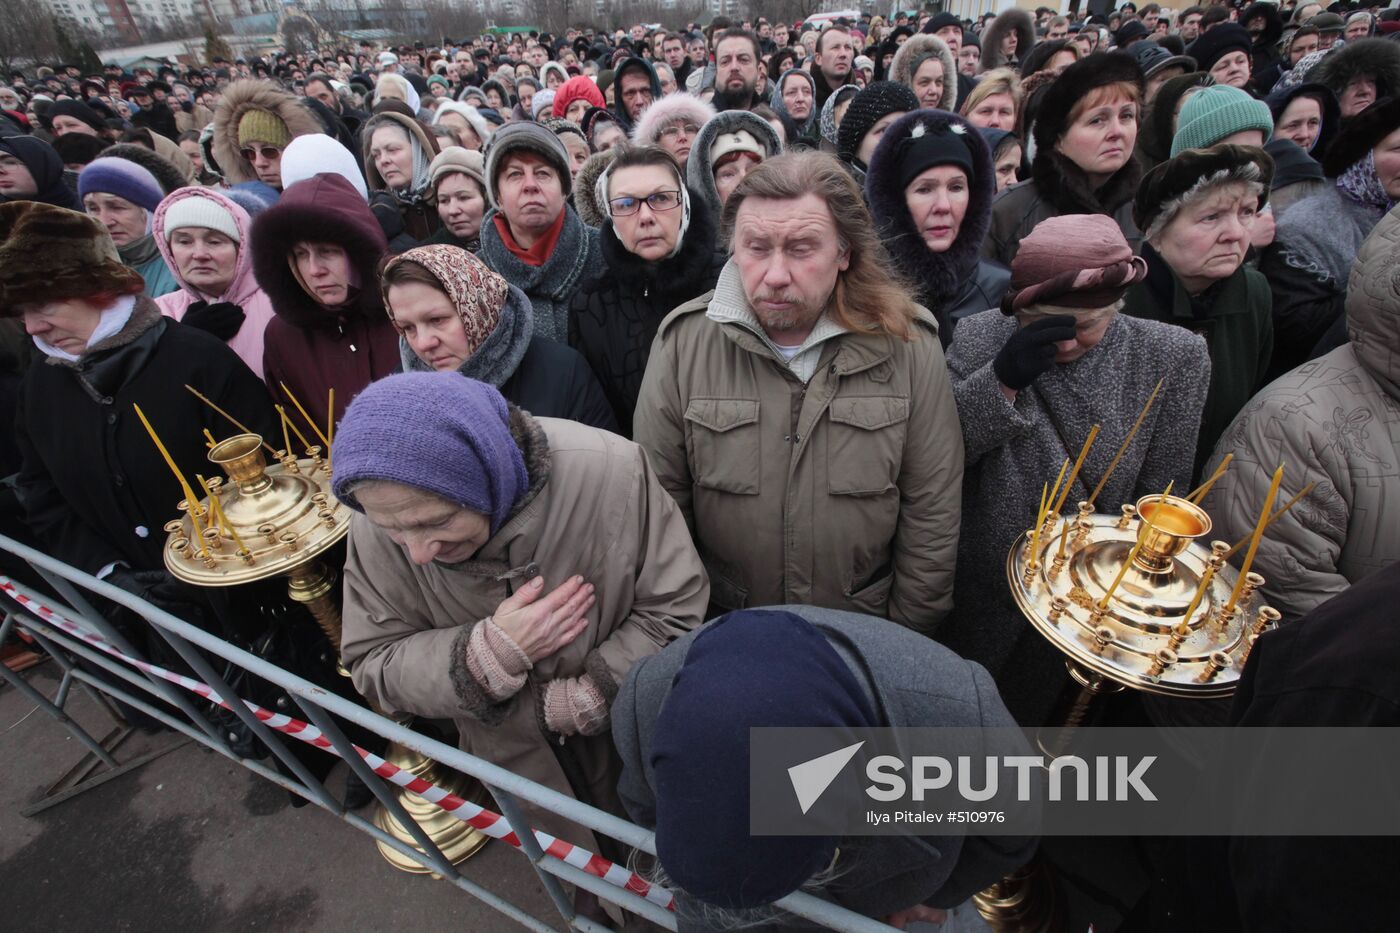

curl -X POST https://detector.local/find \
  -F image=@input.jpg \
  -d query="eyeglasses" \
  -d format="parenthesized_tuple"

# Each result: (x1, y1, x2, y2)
(659, 122, 701, 140)
(607, 190, 683, 217)
(239, 145, 282, 162)
(608, 189, 682, 217)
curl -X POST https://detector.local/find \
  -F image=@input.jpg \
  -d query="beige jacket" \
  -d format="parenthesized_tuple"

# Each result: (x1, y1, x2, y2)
(633, 262, 964, 633)
(340, 413, 709, 849)
(1204, 205, 1400, 622)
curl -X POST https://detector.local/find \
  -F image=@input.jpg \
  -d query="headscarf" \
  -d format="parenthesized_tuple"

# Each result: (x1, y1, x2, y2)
(594, 157, 692, 260)
(1337, 149, 1396, 211)
(770, 68, 819, 140)
(819, 84, 860, 149)
(0, 136, 80, 209)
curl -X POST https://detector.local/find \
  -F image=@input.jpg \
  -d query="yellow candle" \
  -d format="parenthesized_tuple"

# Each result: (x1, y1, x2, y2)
(279, 408, 291, 458)
(1046, 458, 1070, 523)
(134, 404, 201, 515)
(1028, 482, 1049, 564)
(1224, 482, 1313, 561)
(277, 405, 314, 454)
(1055, 513, 1073, 562)
(1187, 454, 1232, 504)
(1225, 465, 1284, 612)
(279, 381, 332, 448)
(1053, 424, 1100, 515)
(1177, 564, 1217, 635)
(1087, 379, 1163, 509)
(203, 428, 217, 449)
(200, 474, 247, 554)
(184, 385, 279, 456)
(327, 388, 335, 448)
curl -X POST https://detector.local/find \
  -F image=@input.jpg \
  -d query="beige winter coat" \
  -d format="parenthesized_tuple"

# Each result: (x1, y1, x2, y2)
(633, 262, 964, 633)
(1204, 205, 1400, 622)
(340, 412, 709, 850)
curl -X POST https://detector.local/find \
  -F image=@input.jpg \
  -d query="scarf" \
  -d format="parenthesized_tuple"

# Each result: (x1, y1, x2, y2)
(492, 209, 566, 267)
(399, 280, 534, 387)
(34, 294, 138, 362)
(594, 161, 692, 259)
(117, 209, 160, 269)
(1337, 150, 1395, 213)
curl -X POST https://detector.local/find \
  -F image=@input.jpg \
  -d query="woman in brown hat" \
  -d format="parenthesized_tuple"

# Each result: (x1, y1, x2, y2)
(943, 213, 1210, 724)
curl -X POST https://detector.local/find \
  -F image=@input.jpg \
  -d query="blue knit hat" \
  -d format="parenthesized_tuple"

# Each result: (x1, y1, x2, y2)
(77, 157, 165, 211)
(1171, 85, 1274, 156)
(331, 373, 528, 534)
(651, 610, 878, 910)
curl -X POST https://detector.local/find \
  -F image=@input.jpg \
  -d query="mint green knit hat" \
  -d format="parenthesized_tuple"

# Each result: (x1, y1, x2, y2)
(1171, 85, 1274, 156)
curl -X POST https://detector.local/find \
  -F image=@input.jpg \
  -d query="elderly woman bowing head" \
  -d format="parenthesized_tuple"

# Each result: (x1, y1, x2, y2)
(383, 245, 615, 429)
(943, 214, 1209, 723)
(333, 372, 707, 860)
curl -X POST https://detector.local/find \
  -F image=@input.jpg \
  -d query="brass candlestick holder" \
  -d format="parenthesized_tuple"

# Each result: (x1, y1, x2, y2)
(1007, 494, 1275, 701)
(159, 432, 490, 873)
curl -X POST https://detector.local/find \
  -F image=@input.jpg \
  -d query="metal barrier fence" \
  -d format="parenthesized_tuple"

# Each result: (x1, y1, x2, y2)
(0, 533, 894, 933)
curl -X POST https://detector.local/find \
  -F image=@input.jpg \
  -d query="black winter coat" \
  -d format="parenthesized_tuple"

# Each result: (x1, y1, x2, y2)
(568, 191, 724, 437)
(501, 337, 619, 433)
(14, 300, 278, 576)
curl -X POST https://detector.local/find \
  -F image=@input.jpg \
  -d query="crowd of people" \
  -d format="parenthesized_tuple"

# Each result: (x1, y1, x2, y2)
(2, 2, 1397, 930)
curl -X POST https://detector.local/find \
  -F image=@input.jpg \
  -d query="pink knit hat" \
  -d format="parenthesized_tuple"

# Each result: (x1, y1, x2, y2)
(1002, 214, 1148, 314)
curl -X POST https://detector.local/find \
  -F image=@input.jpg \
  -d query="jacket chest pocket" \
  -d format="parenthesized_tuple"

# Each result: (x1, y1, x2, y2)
(826, 396, 909, 495)
(684, 398, 761, 495)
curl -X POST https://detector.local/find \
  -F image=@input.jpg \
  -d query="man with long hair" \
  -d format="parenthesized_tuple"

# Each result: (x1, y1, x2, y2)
(634, 151, 964, 633)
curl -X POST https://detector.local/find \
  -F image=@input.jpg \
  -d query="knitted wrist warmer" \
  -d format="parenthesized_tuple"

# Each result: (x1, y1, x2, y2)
(541, 674, 610, 737)
(464, 617, 532, 703)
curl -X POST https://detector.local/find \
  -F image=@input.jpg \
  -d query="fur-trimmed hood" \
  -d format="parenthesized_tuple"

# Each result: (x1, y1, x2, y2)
(100, 142, 186, 195)
(889, 34, 957, 111)
(1310, 38, 1400, 102)
(685, 109, 783, 221)
(212, 79, 326, 186)
(980, 9, 1035, 72)
(1242, 3, 1284, 51)
(630, 93, 717, 146)
(866, 110, 995, 317)
(1322, 95, 1400, 176)
(574, 148, 617, 228)
(250, 173, 389, 329)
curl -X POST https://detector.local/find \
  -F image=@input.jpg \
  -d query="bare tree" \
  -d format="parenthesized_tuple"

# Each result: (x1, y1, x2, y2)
(0, 0, 62, 74)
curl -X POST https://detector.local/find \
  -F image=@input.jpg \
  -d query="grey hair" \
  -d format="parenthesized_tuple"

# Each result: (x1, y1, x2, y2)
(1143, 164, 1266, 243)
(633, 847, 851, 931)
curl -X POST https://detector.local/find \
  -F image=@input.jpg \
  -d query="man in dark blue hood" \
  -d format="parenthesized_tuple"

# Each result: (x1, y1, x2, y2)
(612, 56, 661, 134)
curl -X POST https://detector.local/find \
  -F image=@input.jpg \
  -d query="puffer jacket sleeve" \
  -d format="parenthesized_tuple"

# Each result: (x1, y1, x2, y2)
(887, 326, 965, 632)
(633, 322, 695, 530)
(340, 518, 483, 720)
(579, 441, 709, 700)
(945, 311, 1041, 464)
(1203, 399, 1351, 623)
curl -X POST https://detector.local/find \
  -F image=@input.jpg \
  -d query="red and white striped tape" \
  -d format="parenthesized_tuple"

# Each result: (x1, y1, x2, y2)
(0, 578, 673, 911)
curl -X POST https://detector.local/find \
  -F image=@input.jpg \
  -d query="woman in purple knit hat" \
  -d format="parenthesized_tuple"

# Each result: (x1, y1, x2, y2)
(331, 371, 707, 920)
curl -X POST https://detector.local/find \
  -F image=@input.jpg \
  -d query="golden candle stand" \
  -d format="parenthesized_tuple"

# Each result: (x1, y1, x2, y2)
(161, 434, 490, 873)
(972, 493, 1281, 932)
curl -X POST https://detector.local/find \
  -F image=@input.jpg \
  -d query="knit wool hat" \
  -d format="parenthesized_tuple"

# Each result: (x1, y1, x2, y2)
(532, 88, 556, 120)
(1134, 144, 1273, 241)
(382, 245, 509, 355)
(48, 99, 106, 133)
(161, 192, 241, 243)
(237, 107, 292, 148)
(837, 80, 919, 165)
(330, 372, 527, 534)
(483, 119, 573, 200)
(651, 610, 878, 910)
(1171, 84, 1274, 155)
(0, 202, 144, 308)
(1187, 22, 1252, 73)
(1133, 42, 1197, 81)
(1003, 213, 1148, 313)
(551, 75, 605, 118)
(428, 146, 490, 204)
(78, 156, 165, 210)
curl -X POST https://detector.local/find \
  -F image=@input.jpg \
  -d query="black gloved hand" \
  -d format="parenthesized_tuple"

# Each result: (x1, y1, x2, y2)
(992, 315, 1078, 391)
(182, 300, 246, 342)
(107, 567, 201, 620)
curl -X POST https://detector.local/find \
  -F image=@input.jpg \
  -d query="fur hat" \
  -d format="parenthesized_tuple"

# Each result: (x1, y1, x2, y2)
(1310, 38, 1400, 103)
(888, 34, 957, 110)
(1134, 144, 1274, 241)
(630, 92, 716, 146)
(1032, 52, 1144, 158)
(0, 202, 144, 308)
(574, 148, 617, 228)
(483, 119, 573, 200)
(1187, 23, 1252, 73)
(1322, 95, 1400, 177)
(1172, 84, 1274, 155)
(98, 142, 187, 194)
